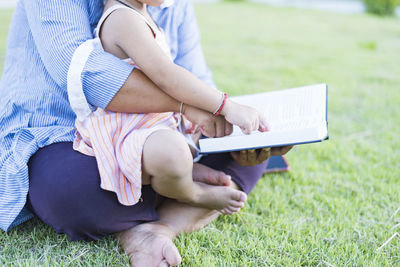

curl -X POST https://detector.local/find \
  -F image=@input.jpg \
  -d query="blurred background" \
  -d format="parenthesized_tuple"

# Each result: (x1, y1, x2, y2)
(2, 0, 400, 15)
(195, 0, 400, 16)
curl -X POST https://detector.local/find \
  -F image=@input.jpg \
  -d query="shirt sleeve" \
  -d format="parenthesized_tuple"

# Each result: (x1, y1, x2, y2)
(23, 0, 134, 109)
(174, 1, 217, 89)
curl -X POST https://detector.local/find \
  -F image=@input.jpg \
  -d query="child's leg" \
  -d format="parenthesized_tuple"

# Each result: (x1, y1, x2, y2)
(142, 129, 247, 214)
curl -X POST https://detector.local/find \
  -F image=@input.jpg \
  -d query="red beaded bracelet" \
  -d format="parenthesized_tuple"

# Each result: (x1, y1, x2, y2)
(213, 93, 228, 116)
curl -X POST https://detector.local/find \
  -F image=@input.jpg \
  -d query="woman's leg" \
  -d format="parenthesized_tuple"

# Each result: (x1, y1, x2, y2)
(142, 130, 246, 213)
(28, 142, 267, 266)
(119, 154, 268, 266)
(27, 142, 160, 241)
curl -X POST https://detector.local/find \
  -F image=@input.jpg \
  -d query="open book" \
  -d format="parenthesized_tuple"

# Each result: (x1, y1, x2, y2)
(199, 84, 329, 154)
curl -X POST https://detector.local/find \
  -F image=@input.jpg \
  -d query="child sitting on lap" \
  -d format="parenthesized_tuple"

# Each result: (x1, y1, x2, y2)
(71, 0, 268, 214)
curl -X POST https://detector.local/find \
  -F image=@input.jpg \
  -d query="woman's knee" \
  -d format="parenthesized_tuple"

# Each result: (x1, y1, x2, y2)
(143, 130, 193, 178)
(28, 155, 108, 239)
(28, 163, 153, 241)
(27, 143, 128, 240)
(28, 177, 111, 240)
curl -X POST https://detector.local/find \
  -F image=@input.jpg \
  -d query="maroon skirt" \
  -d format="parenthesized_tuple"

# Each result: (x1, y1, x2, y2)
(27, 142, 267, 241)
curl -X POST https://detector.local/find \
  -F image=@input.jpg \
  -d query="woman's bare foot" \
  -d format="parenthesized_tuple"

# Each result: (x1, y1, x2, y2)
(119, 223, 182, 267)
(192, 163, 231, 186)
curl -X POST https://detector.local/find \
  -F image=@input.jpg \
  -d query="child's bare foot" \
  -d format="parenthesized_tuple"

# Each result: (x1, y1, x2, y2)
(182, 182, 247, 215)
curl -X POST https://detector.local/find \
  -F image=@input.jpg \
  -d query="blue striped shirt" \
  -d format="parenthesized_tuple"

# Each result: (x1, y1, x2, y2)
(0, 0, 215, 232)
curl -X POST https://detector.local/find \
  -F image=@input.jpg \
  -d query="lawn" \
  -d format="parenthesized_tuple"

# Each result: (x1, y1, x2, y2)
(1, 3, 400, 266)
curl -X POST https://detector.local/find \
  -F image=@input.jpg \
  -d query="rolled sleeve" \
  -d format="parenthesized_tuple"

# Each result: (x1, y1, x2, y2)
(24, 0, 133, 109)
(82, 49, 134, 109)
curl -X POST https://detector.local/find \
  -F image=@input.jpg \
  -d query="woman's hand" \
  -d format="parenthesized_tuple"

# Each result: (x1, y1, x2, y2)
(230, 146, 293, 166)
(183, 105, 233, 138)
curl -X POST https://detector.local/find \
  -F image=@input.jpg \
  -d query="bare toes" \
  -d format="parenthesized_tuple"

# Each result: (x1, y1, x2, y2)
(221, 208, 232, 215)
(163, 240, 182, 266)
(230, 200, 245, 209)
(227, 206, 241, 214)
(217, 173, 231, 186)
(220, 208, 229, 215)
(221, 207, 240, 215)
(236, 191, 247, 202)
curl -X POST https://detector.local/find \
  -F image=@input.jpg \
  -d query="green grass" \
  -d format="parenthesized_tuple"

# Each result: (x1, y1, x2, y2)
(1, 3, 400, 266)
(0, 10, 12, 71)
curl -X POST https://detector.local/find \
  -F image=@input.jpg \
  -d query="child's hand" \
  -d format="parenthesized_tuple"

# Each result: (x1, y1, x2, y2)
(221, 100, 269, 134)
(184, 105, 233, 138)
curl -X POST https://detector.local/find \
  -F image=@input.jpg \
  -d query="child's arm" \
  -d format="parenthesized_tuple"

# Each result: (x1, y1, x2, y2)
(101, 8, 268, 134)
(102, 9, 221, 111)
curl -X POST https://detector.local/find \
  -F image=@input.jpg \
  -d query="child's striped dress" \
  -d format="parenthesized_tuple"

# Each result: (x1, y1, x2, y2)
(71, 4, 181, 206)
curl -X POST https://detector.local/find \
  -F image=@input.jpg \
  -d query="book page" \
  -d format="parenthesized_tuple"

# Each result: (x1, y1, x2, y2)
(230, 84, 327, 135)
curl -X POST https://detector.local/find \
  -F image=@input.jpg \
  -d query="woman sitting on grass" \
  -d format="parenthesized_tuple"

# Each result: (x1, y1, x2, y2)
(0, 0, 291, 266)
